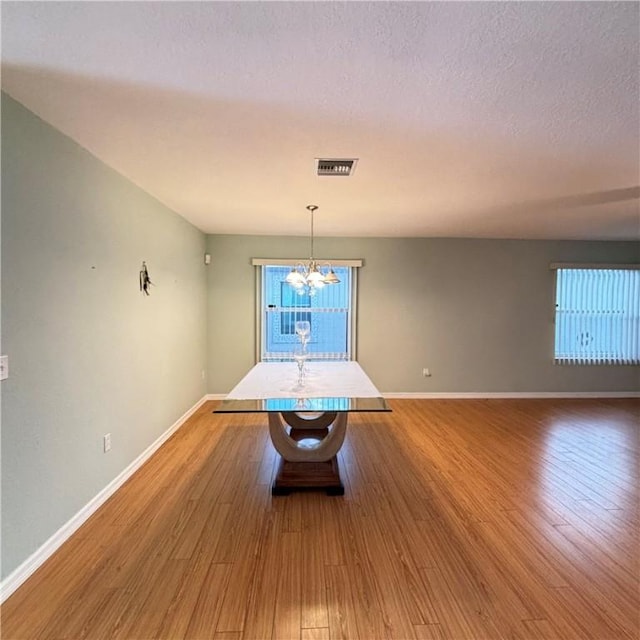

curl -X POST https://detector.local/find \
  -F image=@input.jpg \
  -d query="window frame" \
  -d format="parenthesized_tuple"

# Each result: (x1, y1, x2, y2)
(550, 262, 640, 365)
(252, 258, 362, 363)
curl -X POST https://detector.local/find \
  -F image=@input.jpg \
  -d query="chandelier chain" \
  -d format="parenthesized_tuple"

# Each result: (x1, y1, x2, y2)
(285, 204, 340, 295)
(307, 204, 317, 260)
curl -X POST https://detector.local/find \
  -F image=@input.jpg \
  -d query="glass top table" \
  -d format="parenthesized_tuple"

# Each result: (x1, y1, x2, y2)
(214, 361, 391, 414)
(214, 361, 390, 495)
(216, 395, 390, 413)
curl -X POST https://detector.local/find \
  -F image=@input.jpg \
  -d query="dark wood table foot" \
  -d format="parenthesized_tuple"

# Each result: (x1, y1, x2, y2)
(271, 456, 344, 496)
(271, 485, 292, 496)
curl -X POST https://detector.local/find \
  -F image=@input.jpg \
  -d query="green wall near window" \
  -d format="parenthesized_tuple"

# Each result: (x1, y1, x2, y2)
(206, 234, 639, 394)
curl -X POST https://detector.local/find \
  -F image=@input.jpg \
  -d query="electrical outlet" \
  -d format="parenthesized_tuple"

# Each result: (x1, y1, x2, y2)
(201, 369, 206, 380)
(0, 355, 8, 381)
(103, 433, 111, 452)
(422, 368, 431, 377)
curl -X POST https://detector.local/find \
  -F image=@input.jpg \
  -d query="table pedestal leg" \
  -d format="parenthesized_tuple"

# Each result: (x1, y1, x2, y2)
(272, 457, 344, 496)
(268, 411, 347, 496)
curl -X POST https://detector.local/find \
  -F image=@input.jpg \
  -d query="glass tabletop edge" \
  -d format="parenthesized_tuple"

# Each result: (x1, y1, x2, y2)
(214, 396, 392, 413)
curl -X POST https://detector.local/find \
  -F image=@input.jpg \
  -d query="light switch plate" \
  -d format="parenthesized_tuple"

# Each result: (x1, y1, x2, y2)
(0, 355, 8, 381)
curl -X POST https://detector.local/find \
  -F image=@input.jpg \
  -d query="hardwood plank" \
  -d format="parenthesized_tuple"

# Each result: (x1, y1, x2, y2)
(184, 563, 233, 640)
(413, 623, 446, 640)
(229, 509, 282, 638)
(520, 616, 583, 640)
(354, 494, 439, 627)
(68, 587, 132, 640)
(339, 518, 400, 638)
(156, 507, 231, 640)
(299, 493, 330, 630)
(272, 531, 302, 640)
(325, 564, 361, 640)
(46, 584, 118, 640)
(300, 628, 330, 640)
(420, 566, 491, 639)
(116, 558, 189, 640)
(256, 441, 278, 486)
(546, 585, 634, 639)
(0, 531, 118, 639)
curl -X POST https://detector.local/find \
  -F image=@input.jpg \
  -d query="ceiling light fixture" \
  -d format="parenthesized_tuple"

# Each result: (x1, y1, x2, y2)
(285, 205, 340, 296)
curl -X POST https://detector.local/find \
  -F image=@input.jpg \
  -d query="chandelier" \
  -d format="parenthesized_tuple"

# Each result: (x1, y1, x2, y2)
(285, 205, 340, 296)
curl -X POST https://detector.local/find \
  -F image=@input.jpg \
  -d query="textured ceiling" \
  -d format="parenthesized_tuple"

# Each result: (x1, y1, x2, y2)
(1, 1, 639, 240)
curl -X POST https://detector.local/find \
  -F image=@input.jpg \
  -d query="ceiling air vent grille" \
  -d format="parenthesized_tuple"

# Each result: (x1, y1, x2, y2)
(316, 158, 358, 176)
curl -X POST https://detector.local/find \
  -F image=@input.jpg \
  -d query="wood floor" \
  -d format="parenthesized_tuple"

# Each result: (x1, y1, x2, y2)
(2, 398, 638, 640)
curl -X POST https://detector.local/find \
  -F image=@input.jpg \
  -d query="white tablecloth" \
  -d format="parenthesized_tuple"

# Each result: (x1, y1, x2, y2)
(226, 361, 381, 399)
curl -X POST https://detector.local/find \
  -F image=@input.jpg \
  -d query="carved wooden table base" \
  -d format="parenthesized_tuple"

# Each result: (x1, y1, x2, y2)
(268, 411, 348, 495)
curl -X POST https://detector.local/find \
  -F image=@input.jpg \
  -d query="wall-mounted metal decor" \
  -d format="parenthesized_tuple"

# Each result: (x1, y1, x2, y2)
(140, 261, 153, 295)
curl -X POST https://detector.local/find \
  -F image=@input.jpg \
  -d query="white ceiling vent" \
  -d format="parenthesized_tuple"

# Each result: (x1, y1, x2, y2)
(316, 158, 358, 176)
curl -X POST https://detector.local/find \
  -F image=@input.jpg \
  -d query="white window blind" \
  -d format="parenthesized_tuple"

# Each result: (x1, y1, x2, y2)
(554, 268, 640, 365)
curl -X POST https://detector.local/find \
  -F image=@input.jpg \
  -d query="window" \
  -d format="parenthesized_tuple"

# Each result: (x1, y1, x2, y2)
(554, 267, 640, 364)
(254, 261, 360, 361)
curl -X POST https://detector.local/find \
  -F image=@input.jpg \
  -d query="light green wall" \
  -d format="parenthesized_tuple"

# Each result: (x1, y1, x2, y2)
(206, 235, 639, 393)
(1, 94, 208, 579)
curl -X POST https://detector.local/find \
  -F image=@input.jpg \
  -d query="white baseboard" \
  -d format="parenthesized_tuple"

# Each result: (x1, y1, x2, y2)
(382, 391, 640, 399)
(0, 395, 209, 604)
